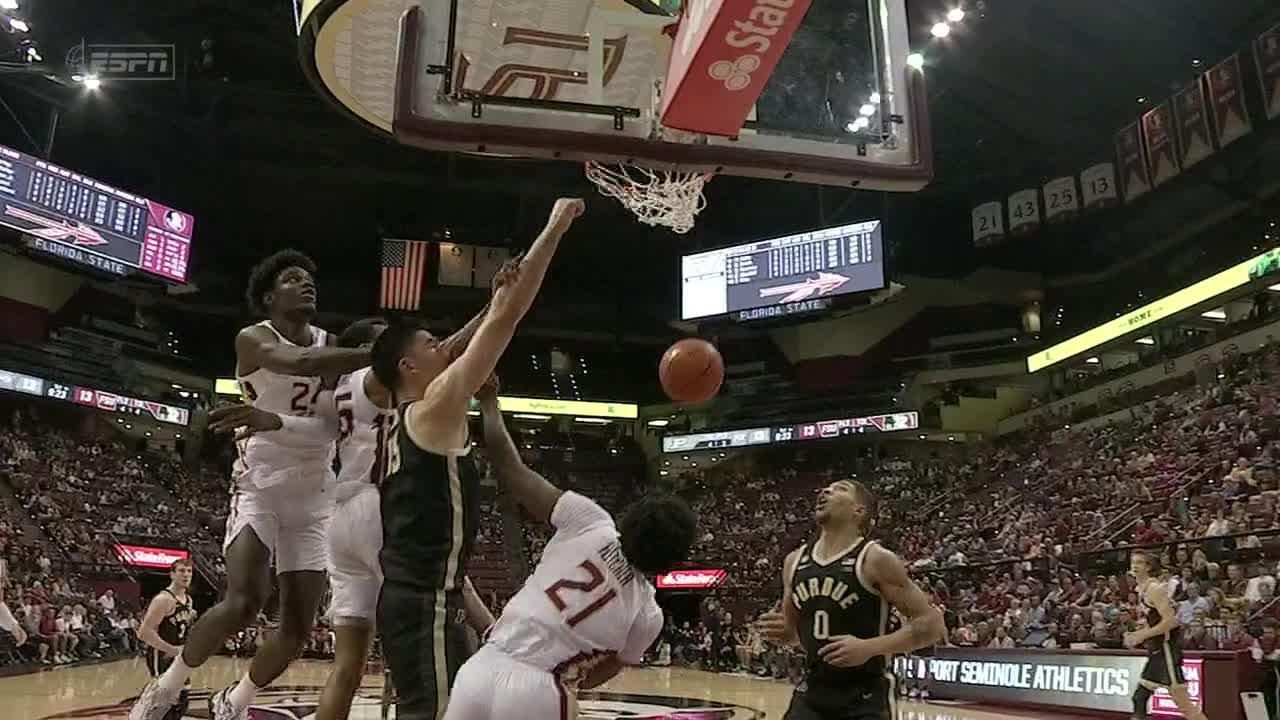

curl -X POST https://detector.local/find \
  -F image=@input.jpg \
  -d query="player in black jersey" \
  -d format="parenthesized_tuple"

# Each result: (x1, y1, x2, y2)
(1125, 551, 1212, 720)
(757, 480, 942, 720)
(137, 559, 198, 720)
(370, 198, 583, 720)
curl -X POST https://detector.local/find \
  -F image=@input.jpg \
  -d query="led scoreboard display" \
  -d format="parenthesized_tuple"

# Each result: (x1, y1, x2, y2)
(681, 219, 886, 320)
(0, 366, 190, 426)
(661, 412, 918, 453)
(0, 142, 195, 282)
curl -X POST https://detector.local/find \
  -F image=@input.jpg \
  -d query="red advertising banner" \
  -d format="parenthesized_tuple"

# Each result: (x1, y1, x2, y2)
(1174, 78, 1214, 169)
(661, 0, 813, 136)
(1141, 101, 1179, 186)
(114, 543, 189, 570)
(1205, 55, 1252, 147)
(656, 568, 728, 590)
(1151, 658, 1203, 717)
(1114, 122, 1150, 203)
(1254, 23, 1280, 120)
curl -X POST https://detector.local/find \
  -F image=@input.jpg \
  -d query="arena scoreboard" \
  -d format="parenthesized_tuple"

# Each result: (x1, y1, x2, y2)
(680, 219, 885, 321)
(0, 366, 190, 426)
(0, 142, 194, 282)
(661, 411, 918, 453)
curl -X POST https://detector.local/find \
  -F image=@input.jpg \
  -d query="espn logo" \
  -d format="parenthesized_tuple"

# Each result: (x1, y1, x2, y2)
(66, 43, 176, 81)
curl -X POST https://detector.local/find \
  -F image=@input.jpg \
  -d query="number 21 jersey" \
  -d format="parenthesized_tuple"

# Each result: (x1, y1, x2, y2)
(486, 492, 663, 677)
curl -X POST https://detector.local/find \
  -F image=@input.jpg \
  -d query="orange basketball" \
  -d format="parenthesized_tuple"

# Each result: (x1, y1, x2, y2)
(659, 338, 724, 404)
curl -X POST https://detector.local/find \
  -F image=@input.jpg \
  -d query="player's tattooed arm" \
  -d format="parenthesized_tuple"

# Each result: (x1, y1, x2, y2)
(477, 376, 563, 523)
(867, 545, 944, 653)
(235, 325, 369, 378)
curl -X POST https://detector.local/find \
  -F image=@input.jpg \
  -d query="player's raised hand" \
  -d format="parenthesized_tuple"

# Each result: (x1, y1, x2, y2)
(549, 198, 585, 228)
(818, 635, 875, 668)
(208, 403, 283, 437)
(476, 374, 500, 407)
(491, 254, 523, 295)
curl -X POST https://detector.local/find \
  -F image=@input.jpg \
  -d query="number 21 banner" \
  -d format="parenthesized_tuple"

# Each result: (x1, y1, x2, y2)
(971, 201, 1004, 248)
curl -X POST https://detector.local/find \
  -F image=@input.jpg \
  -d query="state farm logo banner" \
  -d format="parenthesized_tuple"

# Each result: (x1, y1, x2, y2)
(656, 568, 727, 590)
(661, 0, 813, 136)
(894, 648, 1202, 717)
(114, 543, 189, 569)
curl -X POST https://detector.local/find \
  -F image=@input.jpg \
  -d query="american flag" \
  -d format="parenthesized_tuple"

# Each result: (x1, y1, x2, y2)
(380, 239, 427, 310)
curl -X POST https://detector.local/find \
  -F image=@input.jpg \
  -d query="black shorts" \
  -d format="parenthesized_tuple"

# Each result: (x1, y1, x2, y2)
(379, 584, 471, 720)
(784, 679, 893, 720)
(1141, 639, 1186, 688)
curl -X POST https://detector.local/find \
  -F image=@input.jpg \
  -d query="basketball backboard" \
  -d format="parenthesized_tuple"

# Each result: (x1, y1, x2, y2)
(299, 0, 930, 190)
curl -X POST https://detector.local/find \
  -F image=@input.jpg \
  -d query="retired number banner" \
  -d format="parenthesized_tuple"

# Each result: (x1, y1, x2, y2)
(1141, 101, 1179, 186)
(1255, 23, 1280, 120)
(1080, 163, 1118, 210)
(1007, 189, 1040, 236)
(1042, 177, 1078, 223)
(1206, 55, 1252, 147)
(971, 201, 1004, 247)
(1174, 78, 1214, 168)
(1115, 123, 1151, 203)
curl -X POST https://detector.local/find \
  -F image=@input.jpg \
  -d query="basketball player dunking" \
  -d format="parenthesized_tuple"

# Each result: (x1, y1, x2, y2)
(130, 250, 372, 720)
(137, 559, 199, 720)
(1125, 551, 1211, 720)
(757, 480, 943, 720)
(209, 316, 497, 720)
(369, 197, 583, 720)
(443, 379, 697, 720)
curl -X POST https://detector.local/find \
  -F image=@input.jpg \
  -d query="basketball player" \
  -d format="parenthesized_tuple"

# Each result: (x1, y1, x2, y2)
(756, 480, 943, 720)
(370, 197, 583, 720)
(0, 548, 25, 648)
(130, 250, 372, 720)
(1124, 551, 1211, 720)
(137, 559, 199, 720)
(443, 380, 697, 720)
(209, 316, 497, 720)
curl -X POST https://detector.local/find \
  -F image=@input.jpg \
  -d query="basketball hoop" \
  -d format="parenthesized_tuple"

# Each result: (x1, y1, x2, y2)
(584, 161, 711, 234)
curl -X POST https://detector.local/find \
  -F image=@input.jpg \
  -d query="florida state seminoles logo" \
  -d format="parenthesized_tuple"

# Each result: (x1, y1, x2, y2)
(43, 686, 763, 720)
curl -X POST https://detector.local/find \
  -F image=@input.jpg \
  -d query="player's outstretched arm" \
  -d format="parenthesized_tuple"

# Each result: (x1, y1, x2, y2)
(420, 199, 583, 413)
(461, 576, 495, 636)
(820, 546, 942, 667)
(236, 325, 369, 377)
(477, 379, 563, 523)
(138, 593, 181, 658)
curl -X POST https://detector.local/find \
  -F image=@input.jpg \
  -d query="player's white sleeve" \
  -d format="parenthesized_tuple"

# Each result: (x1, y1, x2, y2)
(619, 602, 663, 664)
(550, 491, 613, 535)
(0, 601, 18, 634)
(272, 390, 339, 442)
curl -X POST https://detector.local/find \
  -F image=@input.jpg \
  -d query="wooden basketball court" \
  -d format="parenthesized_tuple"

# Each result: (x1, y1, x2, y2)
(3, 655, 1056, 719)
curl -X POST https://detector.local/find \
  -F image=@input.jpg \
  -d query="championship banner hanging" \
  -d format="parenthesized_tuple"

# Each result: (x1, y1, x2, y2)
(1080, 163, 1118, 210)
(1042, 177, 1078, 223)
(1206, 55, 1252, 147)
(1114, 122, 1150, 202)
(1007, 189, 1040, 236)
(1254, 23, 1280, 120)
(971, 201, 1004, 247)
(1141, 101, 1179, 186)
(1174, 78, 1214, 168)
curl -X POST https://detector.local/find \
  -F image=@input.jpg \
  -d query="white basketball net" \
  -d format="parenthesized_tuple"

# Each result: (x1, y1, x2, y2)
(584, 161, 711, 234)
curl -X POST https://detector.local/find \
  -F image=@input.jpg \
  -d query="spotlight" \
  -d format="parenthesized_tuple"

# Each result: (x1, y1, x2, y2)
(947, 7, 965, 22)
(0, 0, 17, 9)
(907, 53, 925, 70)
(868, 91, 881, 104)
(1136, 96, 1147, 104)
(83, 74, 101, 90)
(25, 46, 39, 62)
(930, 22, 950, 38)
(9, 17, 28, 32)
(859, 103, 876, 117)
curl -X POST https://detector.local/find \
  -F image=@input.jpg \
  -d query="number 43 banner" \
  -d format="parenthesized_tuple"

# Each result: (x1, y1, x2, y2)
(1007, 189, 1040, 236)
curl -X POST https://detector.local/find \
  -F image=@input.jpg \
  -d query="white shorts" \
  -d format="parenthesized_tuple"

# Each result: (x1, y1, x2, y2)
(224, 476, 334, 574)
(443, 645, 575, 720)
(326, 484, 383, 624)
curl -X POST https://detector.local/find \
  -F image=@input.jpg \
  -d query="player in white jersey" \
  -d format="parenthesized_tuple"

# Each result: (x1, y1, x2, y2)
(131, 250, 372, 720)
(443, 380, 698, 720)
(209, 316, 496, 720)
(0, 550, 25, 648)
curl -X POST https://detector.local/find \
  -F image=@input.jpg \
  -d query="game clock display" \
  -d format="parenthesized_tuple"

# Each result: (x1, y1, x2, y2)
(681, 219, 886, 320)
(661, 412, 918, 453)
(0, 366, 189, 426)
(0, 142, 195, 282)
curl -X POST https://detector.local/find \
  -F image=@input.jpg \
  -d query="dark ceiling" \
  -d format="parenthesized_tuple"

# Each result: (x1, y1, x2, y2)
(0, 0, 1277, 332)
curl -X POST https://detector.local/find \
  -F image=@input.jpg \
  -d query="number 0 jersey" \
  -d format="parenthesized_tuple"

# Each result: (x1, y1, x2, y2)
(486, 492, 663, 678)
(790, 538, 890, 691)
(233, 320, 334, 490)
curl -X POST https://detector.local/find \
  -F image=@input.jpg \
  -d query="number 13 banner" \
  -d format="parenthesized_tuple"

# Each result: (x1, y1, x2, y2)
(1080, 163, 1118, 210)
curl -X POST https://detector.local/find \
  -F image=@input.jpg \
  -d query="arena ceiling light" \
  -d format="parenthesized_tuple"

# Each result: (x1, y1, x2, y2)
(1200, 308, 1227, 320)
(1268, 283, 1280, 292)
(647, 419, 670, 427)
(947, 7, 965, 22)
(1135, 336, 1156, 345)
(1085, 356, 1100, 364)
(907, 53, 925, 70)
(512, 413, 551, 421)
(930, 22, 950, 38)
(573, 417, 610, 425)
